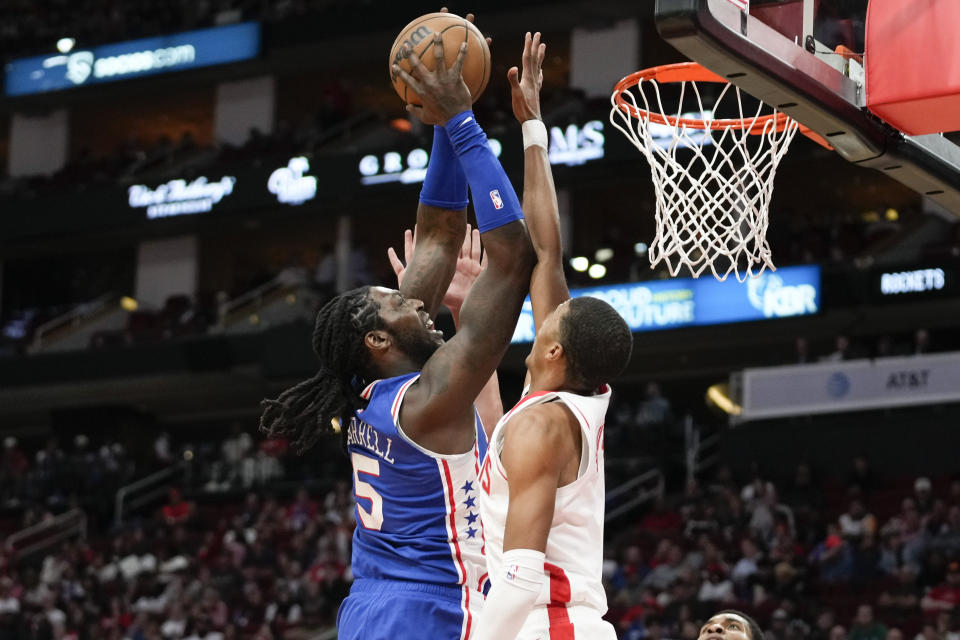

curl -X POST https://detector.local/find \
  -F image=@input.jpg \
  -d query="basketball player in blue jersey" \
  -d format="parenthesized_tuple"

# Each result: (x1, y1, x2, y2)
(473, 33, 633, 639)
(260, 27, 535, 640)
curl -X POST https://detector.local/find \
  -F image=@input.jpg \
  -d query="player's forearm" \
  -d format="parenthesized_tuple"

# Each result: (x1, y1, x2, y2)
(445, 110, 527, 237)
(475, 372, 503, 440)
(400, 204, 464, 317)
(522, 121, 570, 329)
(521, 137, 562, 262)
(401, 126, 468, 315)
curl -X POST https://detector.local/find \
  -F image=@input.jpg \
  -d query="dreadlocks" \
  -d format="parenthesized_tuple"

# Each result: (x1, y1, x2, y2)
(259, 286, 384, 453)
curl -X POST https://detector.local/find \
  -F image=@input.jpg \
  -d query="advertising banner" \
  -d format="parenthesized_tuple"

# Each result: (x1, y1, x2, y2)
(5, 22, 261, 96)
(510, 265, 821, 343)
(737, 351, 960, 420)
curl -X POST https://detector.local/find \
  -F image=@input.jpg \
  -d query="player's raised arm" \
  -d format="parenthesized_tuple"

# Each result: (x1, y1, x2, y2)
(400, 145, 467, 318)
(511, 31, 570, 332)
(392, 35, 534, 451)
(397, 9, 488, 318)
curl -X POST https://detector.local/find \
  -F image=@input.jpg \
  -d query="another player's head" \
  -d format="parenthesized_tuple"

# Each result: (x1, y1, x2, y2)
(526, 296, 632, 393)
(699, 610, 764, 640)
(260, 285, 442, 452)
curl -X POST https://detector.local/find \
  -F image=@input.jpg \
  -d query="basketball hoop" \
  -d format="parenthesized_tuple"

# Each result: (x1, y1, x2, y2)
(610, 62, 803, 281)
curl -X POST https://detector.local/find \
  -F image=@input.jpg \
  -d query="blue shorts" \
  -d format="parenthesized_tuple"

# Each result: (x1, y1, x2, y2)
(337, 579, 477, 640)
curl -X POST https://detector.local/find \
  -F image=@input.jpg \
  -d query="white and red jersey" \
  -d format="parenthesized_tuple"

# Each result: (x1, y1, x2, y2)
(478, 386, 612, 628)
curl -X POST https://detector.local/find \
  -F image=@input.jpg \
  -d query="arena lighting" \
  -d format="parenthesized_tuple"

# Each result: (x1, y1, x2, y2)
(120, 296, 138, 312)
(886, 208, 899, 221)
(588, 263, 607, 279)
(594, 247, 614, 263)
(570, 256, 590, 272)
(634, 242, 648, 256)
(56, 38, 75, 53)
(707, 383, 742, 415)
(390, 118, 412, 133)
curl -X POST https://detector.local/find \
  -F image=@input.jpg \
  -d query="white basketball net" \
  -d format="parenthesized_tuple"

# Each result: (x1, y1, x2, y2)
(610, 74, 800, 281)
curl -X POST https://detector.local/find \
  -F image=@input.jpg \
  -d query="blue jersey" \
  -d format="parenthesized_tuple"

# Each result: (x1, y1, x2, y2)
(339, 372, 489, 639)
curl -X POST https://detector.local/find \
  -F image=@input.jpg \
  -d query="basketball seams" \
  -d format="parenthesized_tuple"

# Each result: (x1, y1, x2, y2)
(390, 15, 490, 104)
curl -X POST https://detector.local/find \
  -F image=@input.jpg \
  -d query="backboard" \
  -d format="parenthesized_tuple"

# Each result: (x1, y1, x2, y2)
(654, 0, 960, 217)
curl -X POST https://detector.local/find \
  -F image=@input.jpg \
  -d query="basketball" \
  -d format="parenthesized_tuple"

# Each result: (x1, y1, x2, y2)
(389, 12, 491, 106)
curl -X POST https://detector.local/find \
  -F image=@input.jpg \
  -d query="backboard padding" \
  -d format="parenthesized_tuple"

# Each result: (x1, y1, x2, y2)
(655, 0, 960, 217)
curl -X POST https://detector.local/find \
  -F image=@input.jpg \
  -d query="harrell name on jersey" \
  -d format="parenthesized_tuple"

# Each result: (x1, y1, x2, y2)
(346, 372, 490, 633)
(478, 386, 611, 626)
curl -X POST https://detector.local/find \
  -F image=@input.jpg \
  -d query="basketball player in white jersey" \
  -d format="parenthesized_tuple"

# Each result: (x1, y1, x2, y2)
(473, 32, 633, 640)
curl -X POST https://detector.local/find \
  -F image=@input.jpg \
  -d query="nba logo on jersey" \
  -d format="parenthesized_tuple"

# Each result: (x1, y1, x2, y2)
(489, 189, 504, 209)
(505, 564, 520, 581)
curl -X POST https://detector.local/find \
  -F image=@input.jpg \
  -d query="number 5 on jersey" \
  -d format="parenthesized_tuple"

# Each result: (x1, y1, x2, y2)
(352, 452, 384, 530)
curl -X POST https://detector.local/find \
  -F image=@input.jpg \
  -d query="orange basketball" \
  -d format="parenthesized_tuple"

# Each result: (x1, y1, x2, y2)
(389, 12, 491, 106)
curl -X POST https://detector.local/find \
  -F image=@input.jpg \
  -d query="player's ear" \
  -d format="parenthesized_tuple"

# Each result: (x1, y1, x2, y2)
(365, 329, 392, 353)
(545, 340, 564, 362)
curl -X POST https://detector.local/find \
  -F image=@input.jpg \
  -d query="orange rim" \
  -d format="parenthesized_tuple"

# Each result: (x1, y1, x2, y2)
(613, 62, 795, 135)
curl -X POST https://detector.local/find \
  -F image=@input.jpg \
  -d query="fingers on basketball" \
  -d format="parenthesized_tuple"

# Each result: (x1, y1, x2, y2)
(432, 32, 445, 71)
(451, 42, 468, 78)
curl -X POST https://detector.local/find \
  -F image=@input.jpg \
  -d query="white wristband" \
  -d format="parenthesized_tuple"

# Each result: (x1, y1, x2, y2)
(473, 548, 545, 640)
(522, 119, 548, 151)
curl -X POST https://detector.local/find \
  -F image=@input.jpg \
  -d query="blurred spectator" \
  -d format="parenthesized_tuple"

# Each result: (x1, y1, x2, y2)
(786, 462, 825, 538)
(848, 455, 878, 497)
(915, 477, 936, 514)
(810, 524, 855, 582)
(0, 577, 19, 640)
(934, 611, 960, 640)
(697, 565, 734, 604)
(766, 608, 791, 640)
(914, 622, 943, 640)
(825, 334, 853, 362)
(795, 336, 814, 364)
(0, 437, 28, 506)
(640, 498, 683, 537)
(813, 611, 839, 640)
(922, 561, 960, 613)
(912, 329, 932, 355)
(875, 335, 896, 359)
(849, 604, 888, 640)
(839, 499, 878, 540)
(636, 382, 673, 427)
(161, 488, 195, 527)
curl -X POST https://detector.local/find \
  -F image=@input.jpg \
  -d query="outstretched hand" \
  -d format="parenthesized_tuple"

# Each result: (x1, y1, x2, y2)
(388, 225, 486, 314)
(392, 31, 473, 126)
(444, 225, 486, 313)
(507, 31, 546, 123)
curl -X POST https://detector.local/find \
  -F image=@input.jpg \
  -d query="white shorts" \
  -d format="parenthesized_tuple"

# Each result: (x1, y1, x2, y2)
(514, 604, 618, 640)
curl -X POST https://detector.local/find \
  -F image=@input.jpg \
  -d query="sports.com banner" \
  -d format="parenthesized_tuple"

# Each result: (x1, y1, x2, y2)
(737, 351, 960, 421)
(5, 22, 260, 96)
